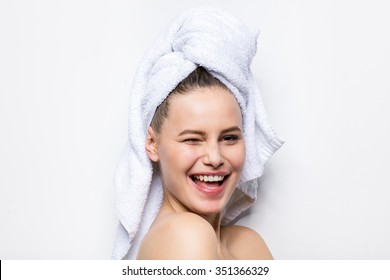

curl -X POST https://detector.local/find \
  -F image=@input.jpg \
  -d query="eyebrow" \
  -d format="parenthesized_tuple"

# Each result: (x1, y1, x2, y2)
(221, 126, 242, 134)
(178, 129, 207, 137)
(178, 126, 242, 137)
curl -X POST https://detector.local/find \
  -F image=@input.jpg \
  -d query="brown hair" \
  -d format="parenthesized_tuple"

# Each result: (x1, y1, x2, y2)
(150, 66, 228, 132)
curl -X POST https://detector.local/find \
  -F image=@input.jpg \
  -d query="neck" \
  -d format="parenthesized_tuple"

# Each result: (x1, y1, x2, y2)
(200, 212, 223, 245)
(200, 212, 222, 233)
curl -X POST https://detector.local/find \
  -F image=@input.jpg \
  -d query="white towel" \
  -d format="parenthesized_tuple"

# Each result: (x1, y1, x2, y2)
(112, 7, 284, 260)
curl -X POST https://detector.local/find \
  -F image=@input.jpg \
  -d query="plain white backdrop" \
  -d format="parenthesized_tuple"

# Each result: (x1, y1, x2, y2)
(1, 0, 389, 259)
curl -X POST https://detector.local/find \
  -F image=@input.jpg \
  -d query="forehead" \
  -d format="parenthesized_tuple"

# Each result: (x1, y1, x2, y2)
(164, 86, 242, 131)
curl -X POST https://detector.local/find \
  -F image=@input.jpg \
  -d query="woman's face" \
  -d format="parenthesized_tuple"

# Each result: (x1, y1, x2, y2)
(147, 86, 246, 215)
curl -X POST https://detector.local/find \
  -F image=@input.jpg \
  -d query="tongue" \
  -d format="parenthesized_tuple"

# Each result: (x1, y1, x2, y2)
(195, 179, 221, 189)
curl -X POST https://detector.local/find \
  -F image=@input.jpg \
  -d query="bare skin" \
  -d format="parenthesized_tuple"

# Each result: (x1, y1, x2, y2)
(138, 86, 273, 260)
(137, 208, 273, 260)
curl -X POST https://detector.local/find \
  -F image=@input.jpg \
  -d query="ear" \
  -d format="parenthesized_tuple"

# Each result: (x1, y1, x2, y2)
(145, 126, 159, 162)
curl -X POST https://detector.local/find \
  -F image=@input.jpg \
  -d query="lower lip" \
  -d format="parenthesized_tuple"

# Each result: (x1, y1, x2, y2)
(190, 177, 228, 196)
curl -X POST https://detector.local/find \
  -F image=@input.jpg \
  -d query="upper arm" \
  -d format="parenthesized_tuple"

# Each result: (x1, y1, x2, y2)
(137, 213, 219, 260)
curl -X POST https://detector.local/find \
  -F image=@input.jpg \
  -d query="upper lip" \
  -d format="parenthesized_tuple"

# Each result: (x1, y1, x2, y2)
(189, 171, 230, 177)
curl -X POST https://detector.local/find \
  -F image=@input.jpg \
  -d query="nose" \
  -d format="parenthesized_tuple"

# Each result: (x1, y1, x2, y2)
(202, 142, 224, 168)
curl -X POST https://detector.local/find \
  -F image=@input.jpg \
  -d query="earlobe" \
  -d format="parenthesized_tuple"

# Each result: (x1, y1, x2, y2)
(145, 127, 159, 162)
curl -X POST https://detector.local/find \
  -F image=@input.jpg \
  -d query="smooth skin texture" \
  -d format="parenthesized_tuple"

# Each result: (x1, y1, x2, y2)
(139, 86, 273, 259)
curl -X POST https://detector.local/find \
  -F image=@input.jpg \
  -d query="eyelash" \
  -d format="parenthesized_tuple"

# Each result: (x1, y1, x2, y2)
(221, 135, 240, 143)
(183, 138, 202, 143)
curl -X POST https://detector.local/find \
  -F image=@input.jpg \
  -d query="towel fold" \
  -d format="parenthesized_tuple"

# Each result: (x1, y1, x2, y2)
(112, 7, 284, 260)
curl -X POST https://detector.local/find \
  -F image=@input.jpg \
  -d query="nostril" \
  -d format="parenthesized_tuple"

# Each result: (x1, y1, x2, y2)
(202, 145, 224, 167)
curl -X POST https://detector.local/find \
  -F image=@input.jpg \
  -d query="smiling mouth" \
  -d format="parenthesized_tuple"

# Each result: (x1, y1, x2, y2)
(190, 175, 228, 186)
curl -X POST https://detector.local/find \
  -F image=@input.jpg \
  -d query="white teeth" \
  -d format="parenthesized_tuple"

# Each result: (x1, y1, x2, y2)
(193, 175, 225, 182)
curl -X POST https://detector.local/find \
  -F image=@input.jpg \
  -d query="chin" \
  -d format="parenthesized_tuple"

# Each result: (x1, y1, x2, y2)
(191, 201, 227, 216)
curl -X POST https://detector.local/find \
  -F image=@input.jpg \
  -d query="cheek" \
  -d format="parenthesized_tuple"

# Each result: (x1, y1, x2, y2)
(226, 144, 246, 170)
(158, 144, 201, 172)
(175, 146, 202, 170)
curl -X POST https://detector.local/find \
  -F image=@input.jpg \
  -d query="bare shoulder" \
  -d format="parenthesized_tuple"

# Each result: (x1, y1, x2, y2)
(222, 225, 273, 260)
(137, 212, 219, 260)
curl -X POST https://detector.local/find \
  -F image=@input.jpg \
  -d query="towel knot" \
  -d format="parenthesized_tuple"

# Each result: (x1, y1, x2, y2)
(170, 9, 259, 112)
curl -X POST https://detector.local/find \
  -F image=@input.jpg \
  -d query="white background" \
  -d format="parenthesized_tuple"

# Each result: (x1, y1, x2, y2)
(1, 0, 389, 259)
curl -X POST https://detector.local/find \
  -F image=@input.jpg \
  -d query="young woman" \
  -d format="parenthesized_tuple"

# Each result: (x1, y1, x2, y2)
(112, 8, 283, 260)
(138, 67, 273, 259)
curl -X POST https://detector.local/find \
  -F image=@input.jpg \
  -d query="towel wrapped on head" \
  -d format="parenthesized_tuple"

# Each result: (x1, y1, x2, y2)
(112, 7, 284, 260)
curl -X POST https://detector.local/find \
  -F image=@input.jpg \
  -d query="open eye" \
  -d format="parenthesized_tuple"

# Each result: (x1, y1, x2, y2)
(221, 135, 240, 144)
